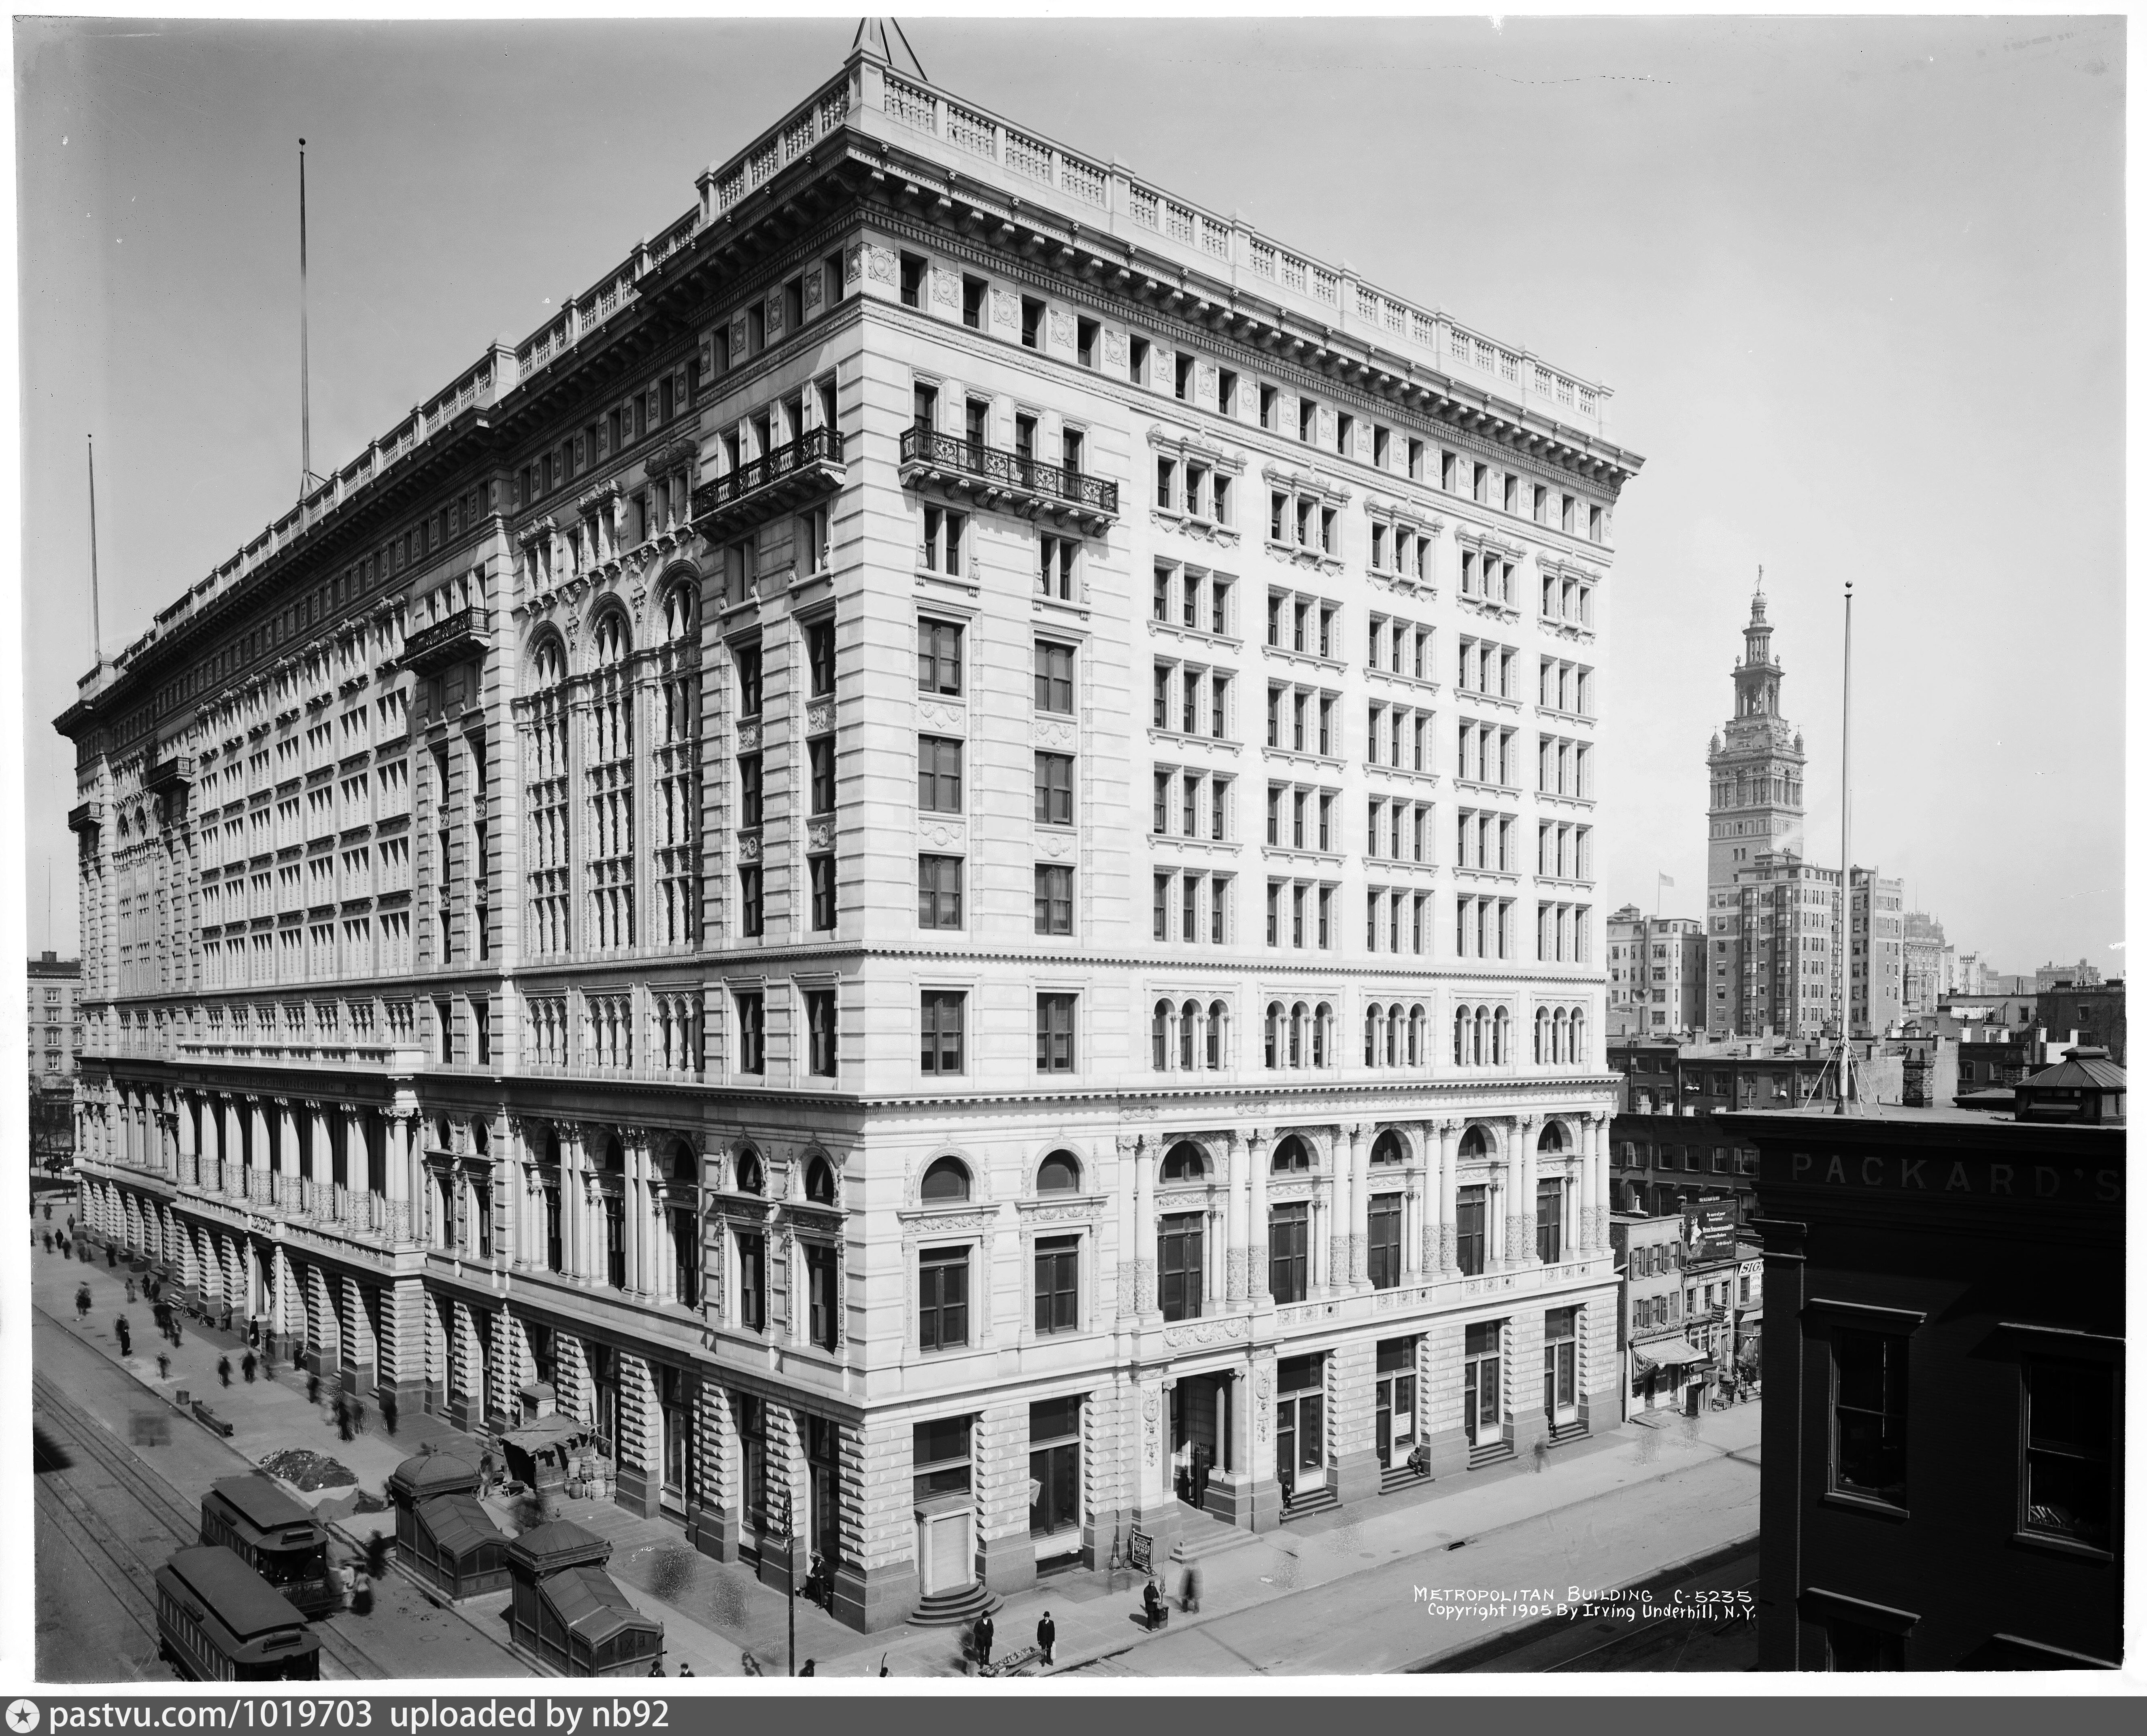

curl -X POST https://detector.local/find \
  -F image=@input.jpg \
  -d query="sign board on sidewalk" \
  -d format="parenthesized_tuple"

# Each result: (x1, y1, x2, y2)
(1127, 1528, 1152, 1574)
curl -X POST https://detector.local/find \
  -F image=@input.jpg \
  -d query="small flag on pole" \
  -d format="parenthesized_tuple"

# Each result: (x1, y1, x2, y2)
(1658, 872, 1675, 888)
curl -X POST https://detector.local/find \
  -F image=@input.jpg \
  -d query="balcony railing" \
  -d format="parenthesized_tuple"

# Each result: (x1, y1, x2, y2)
(898, 427, 1118, 529)
(691, 427, 846, 544)
(145, 753, 197, 796)
(398, 606, 493, 677)
(66, 800, 104, 837)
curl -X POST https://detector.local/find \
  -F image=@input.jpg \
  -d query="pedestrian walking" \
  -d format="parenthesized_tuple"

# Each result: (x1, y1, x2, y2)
(307, 1372, 321, 1407)
(1142, 1578, 1165, 1632)
(242, 1351, 257, 1383)
(646, 1659, 664, 1678)
(351, 1570, 374, 1618)
(366, 1533, 390, 1577)
(740, 1651, 763, 1677)
(107, 1246, 117, 1269)
(1181, 1564, 1202, 1613)
(217, 1355, 232, 1389)
(1036, 1611, 1056, 1667)
(677, 1662, 693, 1678)
(40, 1232, 51, 1255)
(169, 1314, 182, 1347)
(335, 1396, 352, 1441)
(115, 1316, 131, 1358)
(971, 1611, 994, 1670)
(125, 1279, 136, 1304)
(380, 1389, 399, 1436)
(1532, 1436, 1548, 1474)
(156, 1351, 171, 1382)
(43, 1203, 51, 1220)
(797, 1660, 815, 1678)
(350, 1395, 367, 1434)
(74, 1285, 91, 1322)
(66, 1213, 74, 1233)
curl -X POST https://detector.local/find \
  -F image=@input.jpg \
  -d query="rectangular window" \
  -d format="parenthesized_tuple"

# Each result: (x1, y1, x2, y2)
(737, 865, 764, 938)
(1077, 317, 1099, 368)
(912, 1415, 972, 1502)
(805, 988, 837, 1076)
(1543, 1307, 1578, 1412)
(1033, 864, 1074, 935)
(1021, 295, 1045, 349)
(919, 1246, 969, 1351)
(920, 990, 966, 1074)
(918, 618, 963, 695)
(736, 753, 764, 828)
(809, 738, 835, 815)
(1036, 992, 1078, 1073)
(918, 736, 964, 813)
(734, 990, 765, 1073)
(1269, 1204, 1309, 1304)
(1034, 640, 1076, 714)
(899, 253, 926, 308)
(737, 1232, 767, 1331)
(809, 854, 836, 931)
(1368, 1195, 1402, 1290)
(1455, 1186, 1487, 1277)
(1158, 1213, 1204, 1322)
(2021, 1358, 2114, 1550)
(806, 1243, 838, 1351)
(1535, 1178, 1564, 1264)
(1033, 1236, 1079, 1335)
(961, 275, 986, 330)
(1034, 752, 1075, 826)
(806, 619, 835, 696)
(1832, 1328, 1909, 1508)
(1037, 534, 1077, 601)
(918, 854, 964, 929)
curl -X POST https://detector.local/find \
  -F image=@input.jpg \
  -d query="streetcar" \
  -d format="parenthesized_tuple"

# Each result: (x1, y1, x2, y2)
(155, 1545, 322, 1681)
(200, 1473, 341, 1616)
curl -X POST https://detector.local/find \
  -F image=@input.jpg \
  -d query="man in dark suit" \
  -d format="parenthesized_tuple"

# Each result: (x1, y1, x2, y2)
(1036, 1611, 1056, 1666)
(971, 1611, 995, 1669)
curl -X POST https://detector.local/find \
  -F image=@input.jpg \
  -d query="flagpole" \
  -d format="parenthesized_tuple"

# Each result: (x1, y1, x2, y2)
(87, 433, 102, 664)
(299, 137, 314, 496)
(1837, 580, 1853, 1115)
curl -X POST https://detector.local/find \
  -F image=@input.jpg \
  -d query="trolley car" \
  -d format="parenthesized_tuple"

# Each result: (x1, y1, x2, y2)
(200, 1473, 340, 1616)
(155, 1545, 321, 1681)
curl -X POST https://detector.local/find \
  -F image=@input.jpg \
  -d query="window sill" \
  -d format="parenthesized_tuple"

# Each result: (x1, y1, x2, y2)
(2010, 1528, 2114, 1564)
(1820, 1490, 1909, 1522)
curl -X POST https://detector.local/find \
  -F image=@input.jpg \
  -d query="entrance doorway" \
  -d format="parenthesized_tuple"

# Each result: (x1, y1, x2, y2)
(1170, 1375, 1227, 1511)
(1275, 1354, 1326, 1499)
(1374, 1337, 1418, 1468)
(1464, 1322, 1503, 1447)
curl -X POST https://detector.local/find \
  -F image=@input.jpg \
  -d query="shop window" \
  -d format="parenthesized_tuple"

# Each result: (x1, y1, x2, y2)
(912, 1415, 971, 1501)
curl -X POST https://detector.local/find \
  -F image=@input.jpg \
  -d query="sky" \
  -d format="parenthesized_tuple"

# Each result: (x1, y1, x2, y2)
(11, 13, 2128, 973)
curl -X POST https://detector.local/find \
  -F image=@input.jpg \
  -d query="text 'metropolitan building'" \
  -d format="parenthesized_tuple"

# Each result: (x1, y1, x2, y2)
(62, 26, 1643, 1632)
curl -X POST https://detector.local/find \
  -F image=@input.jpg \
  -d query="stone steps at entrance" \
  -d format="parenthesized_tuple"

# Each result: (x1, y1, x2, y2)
(909, 1583, 1002, 1627)
(1380, 1460, 1435, 1496)
(1279, 1483, 1338, 1521)
(1468, 1439, 1517, 1471)
(1170, 1502, 1258, 1564)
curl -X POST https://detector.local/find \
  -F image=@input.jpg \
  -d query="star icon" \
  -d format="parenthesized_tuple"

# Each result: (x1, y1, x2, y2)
(8, 1700, 41, 1733)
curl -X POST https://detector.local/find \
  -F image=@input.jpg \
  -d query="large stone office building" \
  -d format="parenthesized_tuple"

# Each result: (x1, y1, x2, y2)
(61, 31, 1640, 1632)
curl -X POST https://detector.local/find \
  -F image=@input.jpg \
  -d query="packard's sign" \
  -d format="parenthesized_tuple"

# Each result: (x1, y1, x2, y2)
(1784, 1149, 2121, 1205)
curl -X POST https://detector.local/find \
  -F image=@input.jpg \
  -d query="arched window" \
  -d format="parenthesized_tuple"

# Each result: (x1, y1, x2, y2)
(1535, 1007, 1551, 1065)
(1458, 1125, 1489, 1160)
(661, 580, 697, 643)
(1037, 1151, 1081, 1194)
(1161, 1141, 1205, 1183)
(1179, 999, 1200, 1071)
(667, 1138, 697, 1186)
(735, 1148, 765, 1195)
(601, 1134, 625, 1173)
(1384, 1001, 1403, 1068)
(1364, 1007, 1380, 1068)
(1407, 1005, 1424, 1067)
(1288, 1003, 1307, 1069)
(1571, 1006, 1586, 1062)
(542, 1128, 561, 1168)
(1473, 1007, 1489, 1067)
(1494, 1007, 1510, 1065)
(1538, 1120, 1569, 1155)
(1454, 1008, 1469, 1066)
(1152, 999, 1172, 1071)
(1206, 1001, 1227, 1070)
(1371, 1129, 1406, 1166)
(1265, 1001, 1284, 1069)
(586, 610, 636, 950)
(1313, 1002, 1331, 1068)
(920, 1156, 971, 1203)
(805, 1155, 836, 1205)
(1270, 1134, 1312, 1174)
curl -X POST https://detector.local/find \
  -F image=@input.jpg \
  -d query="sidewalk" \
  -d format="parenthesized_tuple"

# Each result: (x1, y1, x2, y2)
(34, 1224, 1760, 1679)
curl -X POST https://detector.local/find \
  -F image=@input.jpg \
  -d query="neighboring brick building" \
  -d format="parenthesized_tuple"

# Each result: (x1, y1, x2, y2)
(1736, 1058, 2124, 1671)
(2033, 980, 2126, 1066)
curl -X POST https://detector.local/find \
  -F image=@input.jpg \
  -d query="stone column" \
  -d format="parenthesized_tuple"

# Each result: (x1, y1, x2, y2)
(176, 1093, 197, 1188)
(976, 1401, 1035, 1597)
(1328, 1124, 1354, 1294)
(1247, 1128, 1271, 1304)
(1114, 1135, 1138, 1322)
(1224, 1130, 1248, 1303)
(623, 1138, 644, 1297)
(1133, 1136, 1158, 1321)
(1592, 1112, 1612, 1251)
(1518, 1115, 1540, 1266)
(1348, 1121, 1373, 1292)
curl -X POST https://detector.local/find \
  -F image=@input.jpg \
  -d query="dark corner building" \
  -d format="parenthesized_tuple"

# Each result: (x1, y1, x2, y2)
(1730, 1049, 2124, 1671)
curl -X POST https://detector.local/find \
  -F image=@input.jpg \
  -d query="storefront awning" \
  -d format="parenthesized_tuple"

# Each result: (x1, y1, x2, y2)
(1635, 1338, 1713, 1371)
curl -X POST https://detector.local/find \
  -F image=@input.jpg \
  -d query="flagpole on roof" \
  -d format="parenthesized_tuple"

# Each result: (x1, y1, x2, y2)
(1837, 580, 1854, 1115)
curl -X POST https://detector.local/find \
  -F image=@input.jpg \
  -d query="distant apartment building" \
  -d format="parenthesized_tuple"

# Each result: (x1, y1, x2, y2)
(1607, 905, 1703, 1036)
(1949, 950, 1986, 997)
(2036, 958, 2103, 993)
(28, 951, 83, 1084)
(1900, 912, 1946, 1016)
(2035, 980, 2126, 1066)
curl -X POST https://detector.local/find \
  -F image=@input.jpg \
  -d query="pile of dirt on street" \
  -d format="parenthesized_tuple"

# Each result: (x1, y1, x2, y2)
(259, 1447, 358, 1491)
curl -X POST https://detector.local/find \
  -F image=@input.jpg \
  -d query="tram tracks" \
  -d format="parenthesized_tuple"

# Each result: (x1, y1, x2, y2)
(31, 1370, 386, 1682)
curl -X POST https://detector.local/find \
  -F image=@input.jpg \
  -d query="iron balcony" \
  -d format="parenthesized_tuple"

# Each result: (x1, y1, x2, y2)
(897, 427, 1118, 531)
(691, 425, 847, 542)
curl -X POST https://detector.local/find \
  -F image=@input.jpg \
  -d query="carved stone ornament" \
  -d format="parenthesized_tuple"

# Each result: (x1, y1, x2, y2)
(517, 516, 557, 549)
(916, 700, 965, 733)
(737, 831, 762, 862)
(1047, 306, 1073, 349)
(806, 818, 834, 852)
(806, 697, 835, 735)
(1161, 1315, 1250, 1349)
(931, 265, 958, 308)
(1104, 329, 1127, 369)
(734, 720, 762, 753)
(765, 293, 786, 343)
(804, 271, 823, 314)
(1032, 719, 1076, 750)
(845, 242, 864, 290)
(865, 244, 895, 285)
(649, 436, 701, 478)
(1038, 833, 1073, 861)
(988, 286, 1017, 329)
(920, 820, 961, 850)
